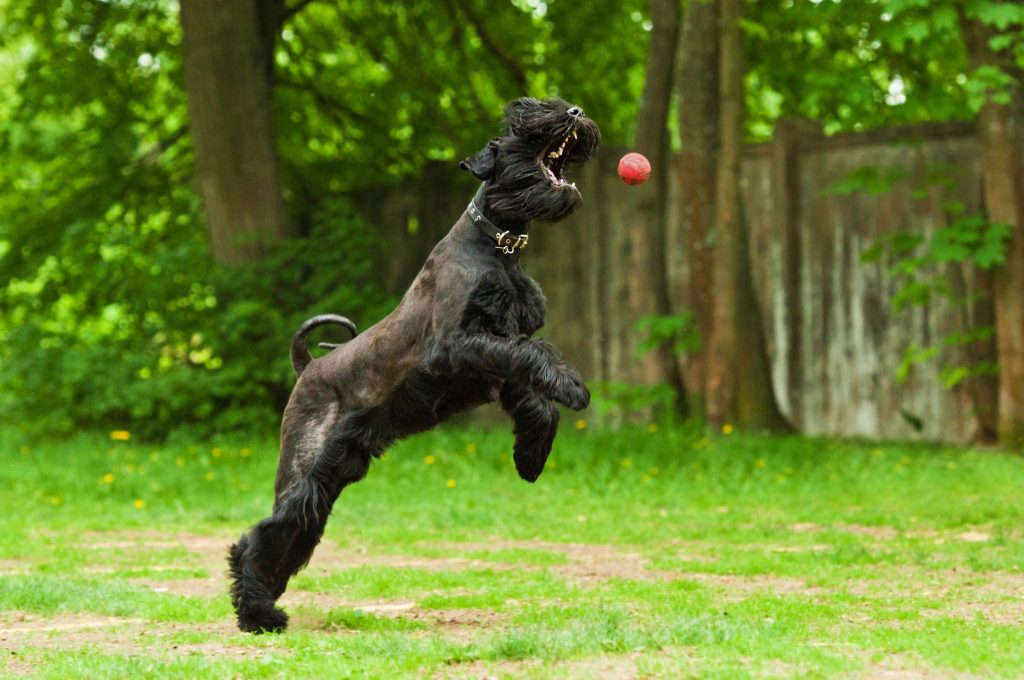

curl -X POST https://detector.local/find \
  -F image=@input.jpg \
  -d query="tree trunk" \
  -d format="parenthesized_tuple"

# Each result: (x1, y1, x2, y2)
(959, 7, 1024, 448)
(705, 0, 789, 432)
(180, 0, 294, 265)
(623, 0, 686, 415)
(674, 0, 720, 416)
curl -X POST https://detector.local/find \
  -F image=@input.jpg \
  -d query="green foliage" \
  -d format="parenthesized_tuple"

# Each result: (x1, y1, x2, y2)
(0, 0, 651, 439)
(272, 0, 649, 192)
(825, 165, 910, 197)
(633, 312, 701, 358)
(0, 1, 391, 438)
(589, 381, 677, 420)
(854, 165, 1009, 389)
(745, 0, 1024, 139)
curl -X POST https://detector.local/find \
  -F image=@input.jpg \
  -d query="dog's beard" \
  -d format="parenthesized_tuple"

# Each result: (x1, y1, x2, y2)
(487, 159, 583, 223)
(486, 109, 600, 223)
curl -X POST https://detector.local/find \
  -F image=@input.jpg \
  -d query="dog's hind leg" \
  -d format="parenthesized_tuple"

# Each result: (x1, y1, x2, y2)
(229, 398, 372, 634)
(500, 382, 559, 483)
(228, 427, 371, 633)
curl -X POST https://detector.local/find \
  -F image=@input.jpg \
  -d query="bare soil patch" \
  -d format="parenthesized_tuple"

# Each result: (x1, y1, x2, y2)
(58, 530, 1024, 632)
(436, 652, 644, 680)
(1, 611, 285, 675)
(438, 540, 664, 584)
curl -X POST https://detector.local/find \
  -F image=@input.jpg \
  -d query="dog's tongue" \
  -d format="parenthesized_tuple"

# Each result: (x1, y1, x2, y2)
(542, 164, 571, 187)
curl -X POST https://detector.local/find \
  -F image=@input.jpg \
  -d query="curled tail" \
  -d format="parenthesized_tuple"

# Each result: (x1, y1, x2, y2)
(290, 314, 358, 377)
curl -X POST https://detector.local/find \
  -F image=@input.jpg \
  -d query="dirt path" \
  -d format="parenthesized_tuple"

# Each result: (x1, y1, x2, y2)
(3, 529, 1021, 676)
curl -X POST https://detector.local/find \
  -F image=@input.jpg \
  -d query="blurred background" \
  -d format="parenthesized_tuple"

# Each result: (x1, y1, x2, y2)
(1, 0, 1021, 448)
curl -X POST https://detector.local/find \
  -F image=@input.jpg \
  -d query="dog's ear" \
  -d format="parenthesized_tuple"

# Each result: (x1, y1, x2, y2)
(459, 138, 499, 181)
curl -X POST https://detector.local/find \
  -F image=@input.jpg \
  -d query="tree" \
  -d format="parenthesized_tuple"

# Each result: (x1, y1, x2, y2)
(674, 0, 719, 413)
(624, 0, 687, 414)
(704, 0, 789, 431)
(958, 3, 1024, 447)
(179, 0, 294, 265)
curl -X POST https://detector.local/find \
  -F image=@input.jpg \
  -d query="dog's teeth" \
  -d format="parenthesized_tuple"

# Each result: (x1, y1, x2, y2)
(548, 151, 558, 158)
(572, 130, 578, 139)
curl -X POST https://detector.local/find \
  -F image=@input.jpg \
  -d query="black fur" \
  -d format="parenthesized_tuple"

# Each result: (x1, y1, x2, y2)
(228, 97, 600, 633)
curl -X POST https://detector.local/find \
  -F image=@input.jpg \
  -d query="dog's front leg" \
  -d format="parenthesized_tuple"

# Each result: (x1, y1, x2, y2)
(450, 333, 590, 411)
(499, 382, 559, 482)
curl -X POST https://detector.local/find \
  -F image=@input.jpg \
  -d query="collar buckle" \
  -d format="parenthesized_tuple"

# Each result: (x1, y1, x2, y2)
(494, 231, 528, 255)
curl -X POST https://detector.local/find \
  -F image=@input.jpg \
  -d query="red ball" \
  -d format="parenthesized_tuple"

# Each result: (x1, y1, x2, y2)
(618, 152, 651, 185)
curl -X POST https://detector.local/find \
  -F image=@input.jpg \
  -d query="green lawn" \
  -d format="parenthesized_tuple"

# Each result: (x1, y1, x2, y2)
(2, 421, 1023, 678)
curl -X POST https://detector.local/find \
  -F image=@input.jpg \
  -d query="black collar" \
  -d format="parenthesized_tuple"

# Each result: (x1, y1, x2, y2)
(468, 184, 529, 255)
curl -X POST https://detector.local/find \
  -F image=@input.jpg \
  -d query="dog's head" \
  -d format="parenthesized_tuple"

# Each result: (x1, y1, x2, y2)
(460, 97, 601, 223)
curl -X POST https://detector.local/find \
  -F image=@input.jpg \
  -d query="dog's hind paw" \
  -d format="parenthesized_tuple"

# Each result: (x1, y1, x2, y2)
(237, 603, 289, 634)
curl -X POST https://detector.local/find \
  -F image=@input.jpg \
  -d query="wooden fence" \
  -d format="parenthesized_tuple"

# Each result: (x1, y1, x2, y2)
(360, 121, 992, 442)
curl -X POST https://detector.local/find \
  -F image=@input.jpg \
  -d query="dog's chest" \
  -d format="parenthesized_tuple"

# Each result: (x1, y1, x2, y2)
(460, 268, 546, 337)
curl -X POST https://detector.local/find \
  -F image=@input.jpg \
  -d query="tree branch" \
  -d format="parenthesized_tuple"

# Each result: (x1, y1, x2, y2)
(282, 0, 319, 23)
(276, 77, 375, 127)
(446, 0, 528, 94)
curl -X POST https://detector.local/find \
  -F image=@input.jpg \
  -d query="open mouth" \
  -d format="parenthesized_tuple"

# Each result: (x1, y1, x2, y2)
(539, 129, 579, 187)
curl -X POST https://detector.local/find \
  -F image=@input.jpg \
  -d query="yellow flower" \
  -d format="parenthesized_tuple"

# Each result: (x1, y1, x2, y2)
(19, 445, 30, 455)
(101, 473, 115, 484)
(784, 466, 794, 476)
(48, 496, 62, 506)
(212, 447, 222, 458)
(446, 479, 456, 488)
(721, 423, 734, 435)
(175, 457, 186, 467)
(649, 467, 660, 476)
(465, 443, 477, 454)
(646, 423, 658, 433)
(149, 451, 160, 461)
(755, 458, 767, 468)
(110, 430, 131, 441)
(204, 471, 215, 481)
(575, 419, 587, 430)
(621, 458, 633, 468)
(134, 499, 145, 510)
(424, 454, 436, 465)
(240, 448, 252, 458)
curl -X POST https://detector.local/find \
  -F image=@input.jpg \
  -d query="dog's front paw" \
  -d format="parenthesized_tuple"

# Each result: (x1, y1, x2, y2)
(552, 372, 590, 411)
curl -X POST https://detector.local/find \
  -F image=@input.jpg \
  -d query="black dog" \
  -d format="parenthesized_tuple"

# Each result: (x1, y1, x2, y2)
(228, 97, 601, 633)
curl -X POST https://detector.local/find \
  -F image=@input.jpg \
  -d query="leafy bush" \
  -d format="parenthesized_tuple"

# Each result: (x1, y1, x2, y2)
(0, 205, 392, 441)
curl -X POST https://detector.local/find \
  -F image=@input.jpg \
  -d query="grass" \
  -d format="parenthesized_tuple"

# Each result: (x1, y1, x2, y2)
(1, 420, 1023, 678)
